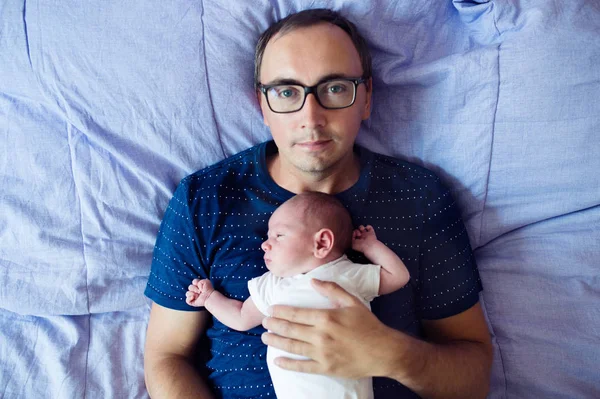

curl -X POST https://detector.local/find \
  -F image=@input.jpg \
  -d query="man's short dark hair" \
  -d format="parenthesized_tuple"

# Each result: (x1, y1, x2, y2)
(254, 8, 372, 89)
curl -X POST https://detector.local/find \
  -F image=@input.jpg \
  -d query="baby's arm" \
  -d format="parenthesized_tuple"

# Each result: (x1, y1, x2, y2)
(186, 279, 264, 331)
(352, 225, 410, 295)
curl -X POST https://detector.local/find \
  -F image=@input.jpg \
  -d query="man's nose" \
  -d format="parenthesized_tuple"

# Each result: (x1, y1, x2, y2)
(300, 93, 326, 129)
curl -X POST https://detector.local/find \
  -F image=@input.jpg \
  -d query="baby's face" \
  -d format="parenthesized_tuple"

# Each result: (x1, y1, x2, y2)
(260, 204, 316, 277)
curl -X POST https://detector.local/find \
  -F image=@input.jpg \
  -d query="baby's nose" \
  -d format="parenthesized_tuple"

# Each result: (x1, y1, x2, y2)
(261, 240, 270, 252)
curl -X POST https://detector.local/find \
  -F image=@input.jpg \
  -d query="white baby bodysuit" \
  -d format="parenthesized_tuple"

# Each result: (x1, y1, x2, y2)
(248, 255, 381, 399)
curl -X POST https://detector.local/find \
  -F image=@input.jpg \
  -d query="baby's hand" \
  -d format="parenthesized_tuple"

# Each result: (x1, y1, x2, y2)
(352, 225, 378, 253)
(185, 279, 215, 307)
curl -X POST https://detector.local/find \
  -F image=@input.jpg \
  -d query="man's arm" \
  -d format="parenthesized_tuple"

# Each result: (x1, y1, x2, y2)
(397, 304, 493, 398)
(261, 280, 492, 399)
(144, 303, 215, 399)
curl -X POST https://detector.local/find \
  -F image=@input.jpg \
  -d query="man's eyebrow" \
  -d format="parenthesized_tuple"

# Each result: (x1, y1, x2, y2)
(263, 78, 304, 86)
(317, 73, 356, 83)
(262, 73, 358, 87)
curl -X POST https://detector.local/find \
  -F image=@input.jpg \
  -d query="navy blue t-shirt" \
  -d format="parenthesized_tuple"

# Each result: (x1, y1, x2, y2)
(145, 140, 482, 399)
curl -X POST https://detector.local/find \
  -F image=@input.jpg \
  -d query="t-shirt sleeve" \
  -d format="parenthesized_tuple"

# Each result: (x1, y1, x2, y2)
(417, 178, 483, 320)
(247, 272, 274, 316)
(340, 262, 381, 303)
(144, 178, 209, 311)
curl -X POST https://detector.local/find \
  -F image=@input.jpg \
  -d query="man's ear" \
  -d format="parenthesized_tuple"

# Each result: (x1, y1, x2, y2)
(313, 228, 334, 259)
(362, 77, 373, 120)
(257, 89, 270, 127)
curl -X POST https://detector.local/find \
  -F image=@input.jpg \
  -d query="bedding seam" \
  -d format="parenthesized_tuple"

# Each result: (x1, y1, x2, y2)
(22, 0, 32, 68)
(23, 3, 92, 395)
(199, 0, 227, 159)
(66, 123, 91, 398)
(478, 3, 508, 398)
(478, 3, 503, 248)
(84, 314, 90, 399)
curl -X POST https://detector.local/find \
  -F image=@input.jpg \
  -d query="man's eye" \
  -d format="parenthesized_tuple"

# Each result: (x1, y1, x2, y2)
(328, 85, 345, 94)
(273, 87, 299, 99)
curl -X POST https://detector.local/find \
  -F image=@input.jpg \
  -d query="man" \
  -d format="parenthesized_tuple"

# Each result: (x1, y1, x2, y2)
(144, 8, 492, 399)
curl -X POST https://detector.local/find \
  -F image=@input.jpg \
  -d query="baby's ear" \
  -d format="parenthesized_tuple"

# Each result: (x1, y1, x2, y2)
(313, 228, 334, 259)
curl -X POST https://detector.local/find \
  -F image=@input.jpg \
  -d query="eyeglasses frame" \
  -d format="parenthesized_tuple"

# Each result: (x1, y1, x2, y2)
(258, 77, 367, 114)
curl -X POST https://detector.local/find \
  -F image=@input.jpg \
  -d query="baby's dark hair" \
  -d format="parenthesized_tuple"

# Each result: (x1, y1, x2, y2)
(286, 192, 353, 252)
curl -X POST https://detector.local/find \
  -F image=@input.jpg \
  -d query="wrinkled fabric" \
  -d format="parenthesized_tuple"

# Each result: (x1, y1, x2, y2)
(1, 0, 599, 398)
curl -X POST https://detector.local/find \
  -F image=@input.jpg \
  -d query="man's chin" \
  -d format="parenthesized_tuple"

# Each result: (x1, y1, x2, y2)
(293, 160, 334, 174)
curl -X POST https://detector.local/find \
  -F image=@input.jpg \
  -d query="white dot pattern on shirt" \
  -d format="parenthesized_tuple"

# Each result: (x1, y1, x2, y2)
(369, 172, 438, 181)
(345, 168, 476, 314)
(153, 247, 196, 279)
(150, 271, 184, 292)
(195, 211, 272, 217)
(212, 262, 265, 269)
(208, 365, 268, 373)
(421, 226, 467, 253)
(211, 337, 259, 347)
(366, 166, 476, 314)
(164, 203, 190, 221)
(366, 188, 449, 205)
(422, 284, 479, 311)
(212, 274, 253, 281)
(148, 147, 482, 398)
(374, 381, 403, 391)
(212, 385, 273, 396)
(162, 220, 193, 238)
(193, 222, 266, 230)
(157, 228, 192, 251)
(146, 281, 184, 301)
(423, 272, 476, 300)
(426, 201, 456, 219)
(425, 244, 471, 271)
(207, 234, 260, 245)
(422, 217, 463, 242)
(210, 349, 264, 359)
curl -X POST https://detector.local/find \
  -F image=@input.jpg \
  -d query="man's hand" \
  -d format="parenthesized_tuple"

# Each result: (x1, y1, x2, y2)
(261, 278, 399, 379)
(261, 279, 492, 399)
(351, 224, 378, 253)
(186, 279, 215, 307)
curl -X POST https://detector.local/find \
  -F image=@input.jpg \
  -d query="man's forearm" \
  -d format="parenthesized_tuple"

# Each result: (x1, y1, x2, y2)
(383, 328, 492, 399)
(145, 353, 215, 399)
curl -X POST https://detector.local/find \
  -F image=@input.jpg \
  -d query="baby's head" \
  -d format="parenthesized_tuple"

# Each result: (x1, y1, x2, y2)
(260, 192, 353, 277)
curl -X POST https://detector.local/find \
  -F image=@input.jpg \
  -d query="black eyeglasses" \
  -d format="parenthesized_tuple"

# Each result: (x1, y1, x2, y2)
(258, 77, 367, 114)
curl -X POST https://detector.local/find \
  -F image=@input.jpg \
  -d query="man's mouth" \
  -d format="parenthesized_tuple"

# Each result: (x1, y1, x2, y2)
(295, 139, 332, 151)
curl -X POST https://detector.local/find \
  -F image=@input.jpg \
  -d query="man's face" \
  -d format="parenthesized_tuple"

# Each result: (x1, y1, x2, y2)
(258, 23, 372, 175)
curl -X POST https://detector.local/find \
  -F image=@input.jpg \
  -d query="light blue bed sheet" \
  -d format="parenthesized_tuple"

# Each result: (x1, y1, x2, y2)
(1, 0, 599, 398)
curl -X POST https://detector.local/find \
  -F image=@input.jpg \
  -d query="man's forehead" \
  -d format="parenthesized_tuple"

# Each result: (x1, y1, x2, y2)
(259, 23, 362, 84)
